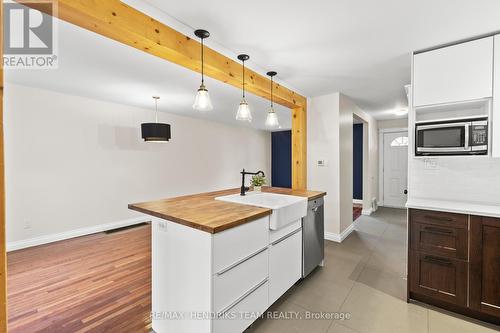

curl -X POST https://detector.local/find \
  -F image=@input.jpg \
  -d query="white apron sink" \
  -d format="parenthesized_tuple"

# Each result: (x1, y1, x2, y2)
(215, 192, 307, 230)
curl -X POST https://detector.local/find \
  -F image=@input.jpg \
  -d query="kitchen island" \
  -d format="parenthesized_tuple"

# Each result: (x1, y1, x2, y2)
(129, 187, 326, 333)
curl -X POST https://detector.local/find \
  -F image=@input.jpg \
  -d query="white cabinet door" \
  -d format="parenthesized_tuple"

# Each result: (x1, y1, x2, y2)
(413, 37, 494, 107)
(493, 35, 500, 158)
(269, 229, 302, 306)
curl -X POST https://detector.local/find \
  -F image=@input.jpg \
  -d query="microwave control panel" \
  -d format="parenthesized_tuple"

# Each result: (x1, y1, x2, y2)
(471, 122, 488, 146)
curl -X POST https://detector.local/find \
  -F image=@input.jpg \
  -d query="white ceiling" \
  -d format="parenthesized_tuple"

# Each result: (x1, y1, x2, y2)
(133, 0, 500, 119)
(5, 18, 292, 132)
(7, 1, 500, 123)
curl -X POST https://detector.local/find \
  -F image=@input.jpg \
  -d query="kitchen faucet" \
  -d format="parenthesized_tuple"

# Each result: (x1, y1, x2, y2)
(240, 169, 265, 196)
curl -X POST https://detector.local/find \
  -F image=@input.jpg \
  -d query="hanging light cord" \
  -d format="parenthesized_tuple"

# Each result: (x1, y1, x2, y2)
(155, 97, 159, 123)
(270, 76, 274, 108)
(201, 37, 205, 85)
(242, 60, 246, 98)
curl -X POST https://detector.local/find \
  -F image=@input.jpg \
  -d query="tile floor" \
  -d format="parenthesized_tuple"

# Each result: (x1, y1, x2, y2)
(245, 207, 500, 333)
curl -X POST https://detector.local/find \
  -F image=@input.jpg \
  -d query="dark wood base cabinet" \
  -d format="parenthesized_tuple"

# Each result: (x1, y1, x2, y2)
(470, 216, 500, 318)
(408, 209, 500, 325)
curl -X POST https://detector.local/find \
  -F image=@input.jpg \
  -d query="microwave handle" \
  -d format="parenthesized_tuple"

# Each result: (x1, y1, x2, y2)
(464, 123, 470, 150)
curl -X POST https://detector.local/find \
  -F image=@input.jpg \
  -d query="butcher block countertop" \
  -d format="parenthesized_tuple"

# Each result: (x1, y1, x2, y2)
(128, 187, 326, 234)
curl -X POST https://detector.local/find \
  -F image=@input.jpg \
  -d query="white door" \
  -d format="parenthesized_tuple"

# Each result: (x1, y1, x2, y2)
(383, 131, 408, 208)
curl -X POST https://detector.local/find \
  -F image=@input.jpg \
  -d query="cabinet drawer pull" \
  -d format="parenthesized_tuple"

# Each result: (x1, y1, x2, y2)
(423, 255, 453, 266)
(216, 247, 268, 276)
(217, 278, 268, 317)
(424, 215, 453, 222)
(423, 226, 453, 235)
(271, 228, 301, 246)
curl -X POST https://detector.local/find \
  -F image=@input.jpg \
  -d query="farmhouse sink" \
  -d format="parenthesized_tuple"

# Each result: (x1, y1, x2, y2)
(215, 192, 308, 230)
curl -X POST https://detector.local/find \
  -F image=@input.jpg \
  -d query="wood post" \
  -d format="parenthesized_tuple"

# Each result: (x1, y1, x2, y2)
(0, 1, 7, 331)
(292, 106, 307, 190)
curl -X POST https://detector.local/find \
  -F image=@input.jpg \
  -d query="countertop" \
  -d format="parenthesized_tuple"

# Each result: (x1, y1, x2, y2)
(128, 187, 327, 234)
(406, 198, 500, 218)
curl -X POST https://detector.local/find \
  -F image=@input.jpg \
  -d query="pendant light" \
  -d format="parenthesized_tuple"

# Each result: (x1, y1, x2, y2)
(265, 71, 280, 128)
(235, 54, 252, 122)
(141, 96, 171, 142)
(193, 29, 213, 111)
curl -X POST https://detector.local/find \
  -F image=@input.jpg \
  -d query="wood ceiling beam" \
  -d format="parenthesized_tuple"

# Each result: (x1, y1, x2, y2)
(19, 0, 307, 109)
(18, 0, 308, 189)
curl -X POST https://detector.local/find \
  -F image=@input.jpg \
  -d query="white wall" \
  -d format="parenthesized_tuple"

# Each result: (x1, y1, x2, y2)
(308, 92, 378, 240)
(343, 95, 379, 219)
(377, 118, 408, 129)
(308, 93, 341, 235)
(339, 95, 355, 232)
(5, 84, 271, 247)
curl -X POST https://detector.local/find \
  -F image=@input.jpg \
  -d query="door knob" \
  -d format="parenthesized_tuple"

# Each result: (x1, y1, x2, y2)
(404, 190, 408, 195)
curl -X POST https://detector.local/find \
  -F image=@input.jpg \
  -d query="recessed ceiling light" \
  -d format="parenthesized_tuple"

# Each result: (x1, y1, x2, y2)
(393, 108, 408, 116)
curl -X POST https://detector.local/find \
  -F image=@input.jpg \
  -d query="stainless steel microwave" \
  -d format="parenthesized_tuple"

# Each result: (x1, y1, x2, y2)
(415, 118, 488, 156)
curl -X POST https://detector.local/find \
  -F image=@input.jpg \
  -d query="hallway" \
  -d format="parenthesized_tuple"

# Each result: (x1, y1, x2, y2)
(246, 207, 499, 333)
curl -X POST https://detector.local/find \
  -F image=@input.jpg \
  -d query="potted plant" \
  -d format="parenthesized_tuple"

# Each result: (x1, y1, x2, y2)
(251, 174, 267, 192)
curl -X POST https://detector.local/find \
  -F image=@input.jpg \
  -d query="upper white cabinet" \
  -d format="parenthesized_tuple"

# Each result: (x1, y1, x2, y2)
(493, 35, 500, 158)
(413, 37, 494, 107)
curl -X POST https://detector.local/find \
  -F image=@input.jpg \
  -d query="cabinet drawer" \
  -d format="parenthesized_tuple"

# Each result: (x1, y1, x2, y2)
(410, 222, 468, 260)
(410, 209, 467, 229)
(213, 280, 268, 333)
(269, 228, 302, 306)
(213, 248, 268, 313)
(213, 216, 269, 274)
(409, 251, 467, 307)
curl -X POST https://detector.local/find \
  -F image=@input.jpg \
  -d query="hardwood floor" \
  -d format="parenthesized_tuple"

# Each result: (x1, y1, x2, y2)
(7, 225, 152, 333)
(353, 204, 362, 221)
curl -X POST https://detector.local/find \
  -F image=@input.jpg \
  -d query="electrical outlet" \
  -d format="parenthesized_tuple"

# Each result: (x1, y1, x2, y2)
(424, 158, 439, 170)
(24, 219, 31, 229)
(158, 221, 167, 231)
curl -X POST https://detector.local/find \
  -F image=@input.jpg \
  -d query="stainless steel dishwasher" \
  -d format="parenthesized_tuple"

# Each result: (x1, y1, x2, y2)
(302, 197, 324, 278)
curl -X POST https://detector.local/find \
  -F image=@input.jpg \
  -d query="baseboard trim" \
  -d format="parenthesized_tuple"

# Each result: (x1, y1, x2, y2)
(7, 217, 151, 252)
(362, 208, 373, 216)
(352, 199, 363, 205)
(325, 221, 357, 243)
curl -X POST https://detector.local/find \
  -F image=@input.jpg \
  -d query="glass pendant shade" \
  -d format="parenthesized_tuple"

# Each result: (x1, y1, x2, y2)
(236, 99, 252, 121)
(193, 85, 213, 111)
(265, 107, 280, 128)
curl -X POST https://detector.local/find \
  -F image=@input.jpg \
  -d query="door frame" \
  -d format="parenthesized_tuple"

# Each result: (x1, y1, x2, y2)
(378, 127, 408, 207)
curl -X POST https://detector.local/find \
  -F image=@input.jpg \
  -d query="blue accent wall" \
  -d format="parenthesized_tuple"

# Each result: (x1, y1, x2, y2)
(271, 130, 292, 188)
(353, 124, 363, 200)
